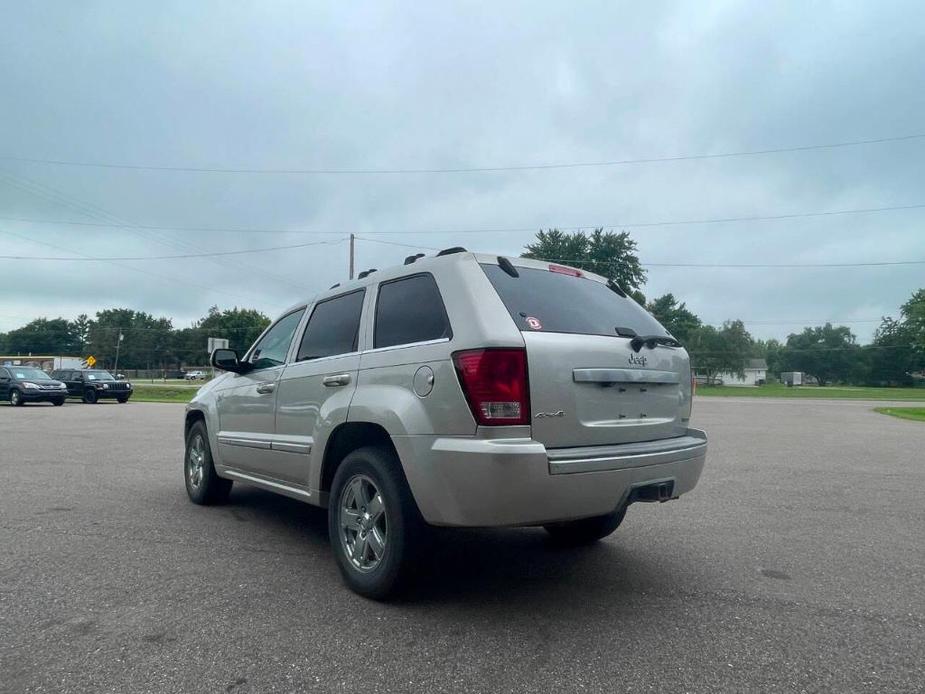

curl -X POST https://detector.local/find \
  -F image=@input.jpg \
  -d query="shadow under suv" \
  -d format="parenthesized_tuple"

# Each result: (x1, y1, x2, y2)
(183, 249, 707, 598)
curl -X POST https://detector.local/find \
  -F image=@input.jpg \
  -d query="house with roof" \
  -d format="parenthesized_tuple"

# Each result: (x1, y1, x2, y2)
(718, 358, 768, 386)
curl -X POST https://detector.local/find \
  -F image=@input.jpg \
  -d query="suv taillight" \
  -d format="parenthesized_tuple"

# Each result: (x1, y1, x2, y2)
(453, 348, 530, 426)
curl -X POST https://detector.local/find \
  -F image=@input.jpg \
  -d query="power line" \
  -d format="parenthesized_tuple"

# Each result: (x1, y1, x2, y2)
(0, 235, 345, 261)
(0, 170, 314, 294)
(2, 202, 923, 236)
(1, 134, 922, 175)
(539, 256, 925, 269)
(2, 237, 917, 268)
(353, 236, 925, 269)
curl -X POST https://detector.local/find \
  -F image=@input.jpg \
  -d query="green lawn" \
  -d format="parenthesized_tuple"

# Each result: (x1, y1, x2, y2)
(874, 407, 925, 422)
(696, 384, 925, 401)
(130, 385, 197, 403)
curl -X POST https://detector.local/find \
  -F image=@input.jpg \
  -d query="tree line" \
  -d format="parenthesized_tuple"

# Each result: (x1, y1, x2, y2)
(524, 229, 924, 386)
(2, 229, 922, 385)
(0, 306, 270, 370)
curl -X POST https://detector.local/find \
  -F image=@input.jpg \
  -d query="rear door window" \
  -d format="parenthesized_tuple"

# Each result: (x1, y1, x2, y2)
(481, 263, 668, 338)
(296, 290, 366, 361)
(374, 273, 452, 349)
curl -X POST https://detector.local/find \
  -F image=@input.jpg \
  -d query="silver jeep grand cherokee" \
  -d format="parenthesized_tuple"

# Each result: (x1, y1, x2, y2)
(183, 248, 707, 598)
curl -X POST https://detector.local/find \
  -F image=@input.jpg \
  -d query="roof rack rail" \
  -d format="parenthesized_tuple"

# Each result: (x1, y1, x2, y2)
(357, 268, 378, 279)
(329, 283, 340, 289)
(403, 253, 426, 265)
(436, 246, 467, 257)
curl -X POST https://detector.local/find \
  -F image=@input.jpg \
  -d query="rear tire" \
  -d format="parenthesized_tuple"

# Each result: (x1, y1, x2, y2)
(544, 506, 627, 545)
(52, 398, 65, 406)
(83, 389, 98, 404)
(10, 389, 24, 406)
(184, 421, 232, 505)
(328, 446, 424, 600)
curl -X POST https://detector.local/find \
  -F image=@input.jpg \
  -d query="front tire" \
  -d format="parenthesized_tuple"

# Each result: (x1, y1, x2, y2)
(10, 389, 24, 406)
(83, 389, 98, 404)
(328, 446, 424, 600)
(184, 421, 232, 505)
(52, 398, 65, 406)
(543, 506, 627, 545)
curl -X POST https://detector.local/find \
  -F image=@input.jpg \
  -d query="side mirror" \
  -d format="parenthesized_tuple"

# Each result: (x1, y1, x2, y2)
(211, 348, 250, 373)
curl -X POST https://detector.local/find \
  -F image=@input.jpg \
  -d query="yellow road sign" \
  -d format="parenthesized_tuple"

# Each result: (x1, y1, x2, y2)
(86, 355, 96, 367)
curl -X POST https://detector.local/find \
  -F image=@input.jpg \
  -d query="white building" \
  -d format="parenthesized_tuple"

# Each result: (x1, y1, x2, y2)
(718, 358, 768, 386)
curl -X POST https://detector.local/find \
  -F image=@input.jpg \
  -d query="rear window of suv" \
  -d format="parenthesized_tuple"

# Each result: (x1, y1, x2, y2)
(481, 263, 668, 338)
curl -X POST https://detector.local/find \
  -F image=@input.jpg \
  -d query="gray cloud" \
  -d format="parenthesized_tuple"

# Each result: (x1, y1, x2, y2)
(1, 0, 923, 342)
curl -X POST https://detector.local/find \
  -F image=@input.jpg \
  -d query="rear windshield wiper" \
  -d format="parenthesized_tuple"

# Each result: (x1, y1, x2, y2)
(629, 335, 682, 352)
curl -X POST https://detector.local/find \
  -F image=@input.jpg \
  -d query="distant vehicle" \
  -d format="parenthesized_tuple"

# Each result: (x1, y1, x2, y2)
(695, 374, 724, 386)
(184, 370, 207, 381)
(50, 368, 133, 404)
(0, 366, 68, 406)
(183, 249, 707, 598)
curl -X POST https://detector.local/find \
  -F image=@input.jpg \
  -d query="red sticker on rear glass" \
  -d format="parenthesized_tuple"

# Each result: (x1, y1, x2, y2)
(526, 316, 542, 330)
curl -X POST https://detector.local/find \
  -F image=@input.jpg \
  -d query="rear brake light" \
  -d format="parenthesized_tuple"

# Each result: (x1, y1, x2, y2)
(548, 264, 582, 277)
(453, 348, 530, 426)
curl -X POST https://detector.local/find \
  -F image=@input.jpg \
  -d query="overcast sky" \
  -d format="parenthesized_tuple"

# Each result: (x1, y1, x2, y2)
(1, 1, 923, 344)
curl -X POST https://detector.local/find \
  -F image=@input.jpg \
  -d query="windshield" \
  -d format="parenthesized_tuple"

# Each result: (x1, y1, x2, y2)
(11, 367, 53, 381)
(85, 370, 116, 381)
(481, 263, 669, 338)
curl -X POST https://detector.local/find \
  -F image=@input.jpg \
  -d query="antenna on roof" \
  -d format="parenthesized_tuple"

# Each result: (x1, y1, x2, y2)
(404, 253, 426, 265)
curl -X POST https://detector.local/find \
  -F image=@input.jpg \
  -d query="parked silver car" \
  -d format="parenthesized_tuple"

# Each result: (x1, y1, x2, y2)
(183, 249, 707, 598)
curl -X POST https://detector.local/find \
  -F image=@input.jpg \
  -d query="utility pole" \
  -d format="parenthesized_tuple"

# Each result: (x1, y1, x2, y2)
(113, 331, 124, 373)
(349, 233, 355, 280)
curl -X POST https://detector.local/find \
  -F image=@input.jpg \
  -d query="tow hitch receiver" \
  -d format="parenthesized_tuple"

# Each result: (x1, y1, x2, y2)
(629, 480, 675, 504)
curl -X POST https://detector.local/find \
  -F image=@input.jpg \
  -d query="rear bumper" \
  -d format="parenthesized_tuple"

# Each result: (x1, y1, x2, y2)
(393, 429, 707, 527)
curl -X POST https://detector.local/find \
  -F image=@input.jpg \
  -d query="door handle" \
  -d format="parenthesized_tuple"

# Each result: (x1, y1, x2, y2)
(255, 383, 276, 394)
(322, 374, 351, 387)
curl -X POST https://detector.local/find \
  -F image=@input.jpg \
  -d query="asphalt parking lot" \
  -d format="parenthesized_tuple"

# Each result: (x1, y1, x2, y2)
(1, 398, 923, 693)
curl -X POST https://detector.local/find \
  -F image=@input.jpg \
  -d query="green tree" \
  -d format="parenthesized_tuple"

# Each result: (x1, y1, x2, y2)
(752, 338, 784, 376)
(195, 306, 271, 356)
(687, 320, 753, 383)
(70, 314, 91, 353)
(522, 229, 647, 294)
(779, 323, 859, 386)
(3, 318, 81, 355)
(646, 293, 701, 344)
(86, 309, 175, 370)
(868, 289, 925, 385)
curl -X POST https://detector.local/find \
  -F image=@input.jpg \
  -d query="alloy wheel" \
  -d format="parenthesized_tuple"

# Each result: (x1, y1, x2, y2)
(187, 433, 206, 489)
(338, 474, 388, 572)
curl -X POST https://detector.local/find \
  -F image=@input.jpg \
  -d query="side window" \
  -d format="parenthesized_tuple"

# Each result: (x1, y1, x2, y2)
(374, 273, 452, 349)
(249, 309, 306, 370)
(0, 368, 8, 378)
(296, 290, 366, 361)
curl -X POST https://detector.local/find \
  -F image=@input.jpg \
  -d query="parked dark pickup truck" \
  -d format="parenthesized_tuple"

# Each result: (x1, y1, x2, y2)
(50, 369, 133, 404)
